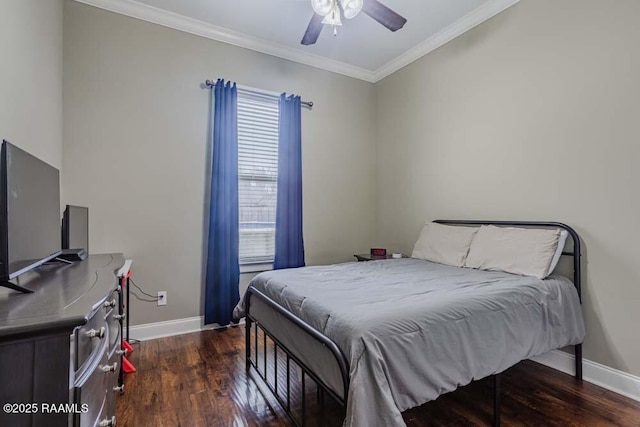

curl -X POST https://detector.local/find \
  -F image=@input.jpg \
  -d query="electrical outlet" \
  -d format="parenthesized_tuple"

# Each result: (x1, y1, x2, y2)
(157, 291, 167, 306)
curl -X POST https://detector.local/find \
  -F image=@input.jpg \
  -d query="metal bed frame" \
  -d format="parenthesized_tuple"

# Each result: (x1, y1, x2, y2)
(244, 220, 583, 426)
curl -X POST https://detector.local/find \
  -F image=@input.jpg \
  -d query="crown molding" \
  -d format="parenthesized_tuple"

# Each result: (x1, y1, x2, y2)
(73, 0, 520, 84)
(372, 0, 521, 81)
(73, 0, 377, 82)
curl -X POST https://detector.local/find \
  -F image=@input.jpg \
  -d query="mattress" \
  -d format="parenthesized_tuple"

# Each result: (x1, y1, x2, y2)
(234, 258, 585, 427)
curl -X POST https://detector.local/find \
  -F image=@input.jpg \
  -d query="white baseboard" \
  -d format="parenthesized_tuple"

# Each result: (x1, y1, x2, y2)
(130, 316, 640, 403)
(129, 315, 243, 341)
(531, 350, 640, 402)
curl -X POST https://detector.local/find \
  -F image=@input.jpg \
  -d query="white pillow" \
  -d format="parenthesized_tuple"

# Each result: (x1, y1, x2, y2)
(412, 222, 478, 268)
(547, 230, 568, 276)
(465, 225, 561, 279)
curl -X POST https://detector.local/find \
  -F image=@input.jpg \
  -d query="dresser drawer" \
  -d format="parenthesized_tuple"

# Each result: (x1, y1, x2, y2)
(76, 289, 119, 371)
(106, 312, 121, 358)
(73, 339, 115, 427)
(105, 290, 121, 357)
(75, 309, 107, 372)
(105, 352, 121, 423)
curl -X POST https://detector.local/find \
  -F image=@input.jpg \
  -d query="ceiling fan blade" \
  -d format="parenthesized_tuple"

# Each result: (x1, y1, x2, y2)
(362, 0, 407, 32)
(301, 13, 324, 45)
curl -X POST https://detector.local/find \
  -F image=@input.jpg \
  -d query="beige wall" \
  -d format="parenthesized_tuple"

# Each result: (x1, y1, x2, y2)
(0, 0, 63, 169)
(376, 0, 640, 375)
(62, 1, 377, 326)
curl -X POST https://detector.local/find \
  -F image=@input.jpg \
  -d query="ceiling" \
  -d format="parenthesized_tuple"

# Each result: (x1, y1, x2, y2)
(76, 0, 521, 82)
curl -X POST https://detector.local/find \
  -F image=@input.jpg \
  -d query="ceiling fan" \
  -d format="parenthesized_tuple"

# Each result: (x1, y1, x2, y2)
(301, 0, 407, 45)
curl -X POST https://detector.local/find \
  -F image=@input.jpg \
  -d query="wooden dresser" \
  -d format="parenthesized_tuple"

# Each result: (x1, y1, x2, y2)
(0, 254, 125, 427)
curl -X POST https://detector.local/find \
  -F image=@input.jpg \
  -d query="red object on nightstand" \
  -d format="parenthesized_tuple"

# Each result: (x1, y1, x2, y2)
(370, 248, 387, 256)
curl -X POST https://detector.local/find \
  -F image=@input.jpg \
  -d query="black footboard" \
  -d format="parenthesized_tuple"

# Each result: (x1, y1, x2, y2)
(245, 286, 350, 426)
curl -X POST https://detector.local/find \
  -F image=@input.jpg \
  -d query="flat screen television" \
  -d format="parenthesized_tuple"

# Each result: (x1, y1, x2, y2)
(0, 140, 61, 293)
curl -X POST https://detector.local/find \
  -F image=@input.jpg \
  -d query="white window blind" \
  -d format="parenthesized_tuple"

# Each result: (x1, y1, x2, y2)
(237, 89, 279, 265)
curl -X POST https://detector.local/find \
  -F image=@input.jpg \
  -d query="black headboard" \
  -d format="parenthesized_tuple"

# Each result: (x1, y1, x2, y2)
(433, 220, 582, 302)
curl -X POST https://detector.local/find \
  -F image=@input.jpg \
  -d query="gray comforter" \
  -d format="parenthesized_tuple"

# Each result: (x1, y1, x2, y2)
(234, 258, 585, 427)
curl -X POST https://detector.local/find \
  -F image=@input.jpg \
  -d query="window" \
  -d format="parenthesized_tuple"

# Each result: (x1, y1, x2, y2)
(237, 89, 279, 265)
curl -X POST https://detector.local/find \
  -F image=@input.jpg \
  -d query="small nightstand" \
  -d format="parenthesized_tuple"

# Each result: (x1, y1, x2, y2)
(354, 253, 408, 262)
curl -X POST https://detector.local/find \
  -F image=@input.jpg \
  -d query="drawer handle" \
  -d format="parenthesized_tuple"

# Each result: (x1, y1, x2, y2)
(99, 416, 116, 426)
(116, 349, 128, 356)
(114, 313, 126, 320)
(104, 299, 117, 308)
(113, 385, 125, 393)
(86, 327, 106, 339)
(101, 362, 118, 373)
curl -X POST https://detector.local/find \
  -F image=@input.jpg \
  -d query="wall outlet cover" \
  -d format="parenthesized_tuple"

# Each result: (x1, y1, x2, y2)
(157, 291, 167, 306)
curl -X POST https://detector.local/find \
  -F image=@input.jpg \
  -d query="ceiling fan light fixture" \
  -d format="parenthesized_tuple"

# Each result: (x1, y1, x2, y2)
(311, 0, 333, 16)
(321, 3, 342, 26)
(340, 0, 363, 19)
(302, 0, 406, 45)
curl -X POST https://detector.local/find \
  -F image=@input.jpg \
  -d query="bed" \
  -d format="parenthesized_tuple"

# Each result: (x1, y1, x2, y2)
(234, 220, 586, 427)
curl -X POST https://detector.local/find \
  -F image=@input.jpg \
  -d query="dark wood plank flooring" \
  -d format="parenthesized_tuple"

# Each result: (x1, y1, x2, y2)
(117, 326, 640, 426)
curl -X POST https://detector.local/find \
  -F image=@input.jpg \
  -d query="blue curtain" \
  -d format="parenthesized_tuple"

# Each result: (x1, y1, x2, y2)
(274, 94, 305, 270)
(205, 80, 240, 326)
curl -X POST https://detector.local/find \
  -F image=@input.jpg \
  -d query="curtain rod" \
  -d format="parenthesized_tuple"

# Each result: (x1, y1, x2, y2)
(204, 80, 313, 110)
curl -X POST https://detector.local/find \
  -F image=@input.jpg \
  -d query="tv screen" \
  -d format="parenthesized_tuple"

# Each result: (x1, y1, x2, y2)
(1, 140, 61, 280)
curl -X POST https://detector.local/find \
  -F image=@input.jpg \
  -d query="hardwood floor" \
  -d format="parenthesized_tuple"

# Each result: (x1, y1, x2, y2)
(117, 326, 640, 426)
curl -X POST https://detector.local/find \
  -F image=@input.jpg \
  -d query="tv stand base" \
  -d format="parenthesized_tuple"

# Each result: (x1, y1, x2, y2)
(0, 281, 34, 293)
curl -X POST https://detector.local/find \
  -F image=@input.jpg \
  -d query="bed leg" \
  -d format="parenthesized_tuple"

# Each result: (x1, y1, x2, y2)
(575, 344, 583, 381)
(245, 319, 251, 373)
(493, 374, 501, 427)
